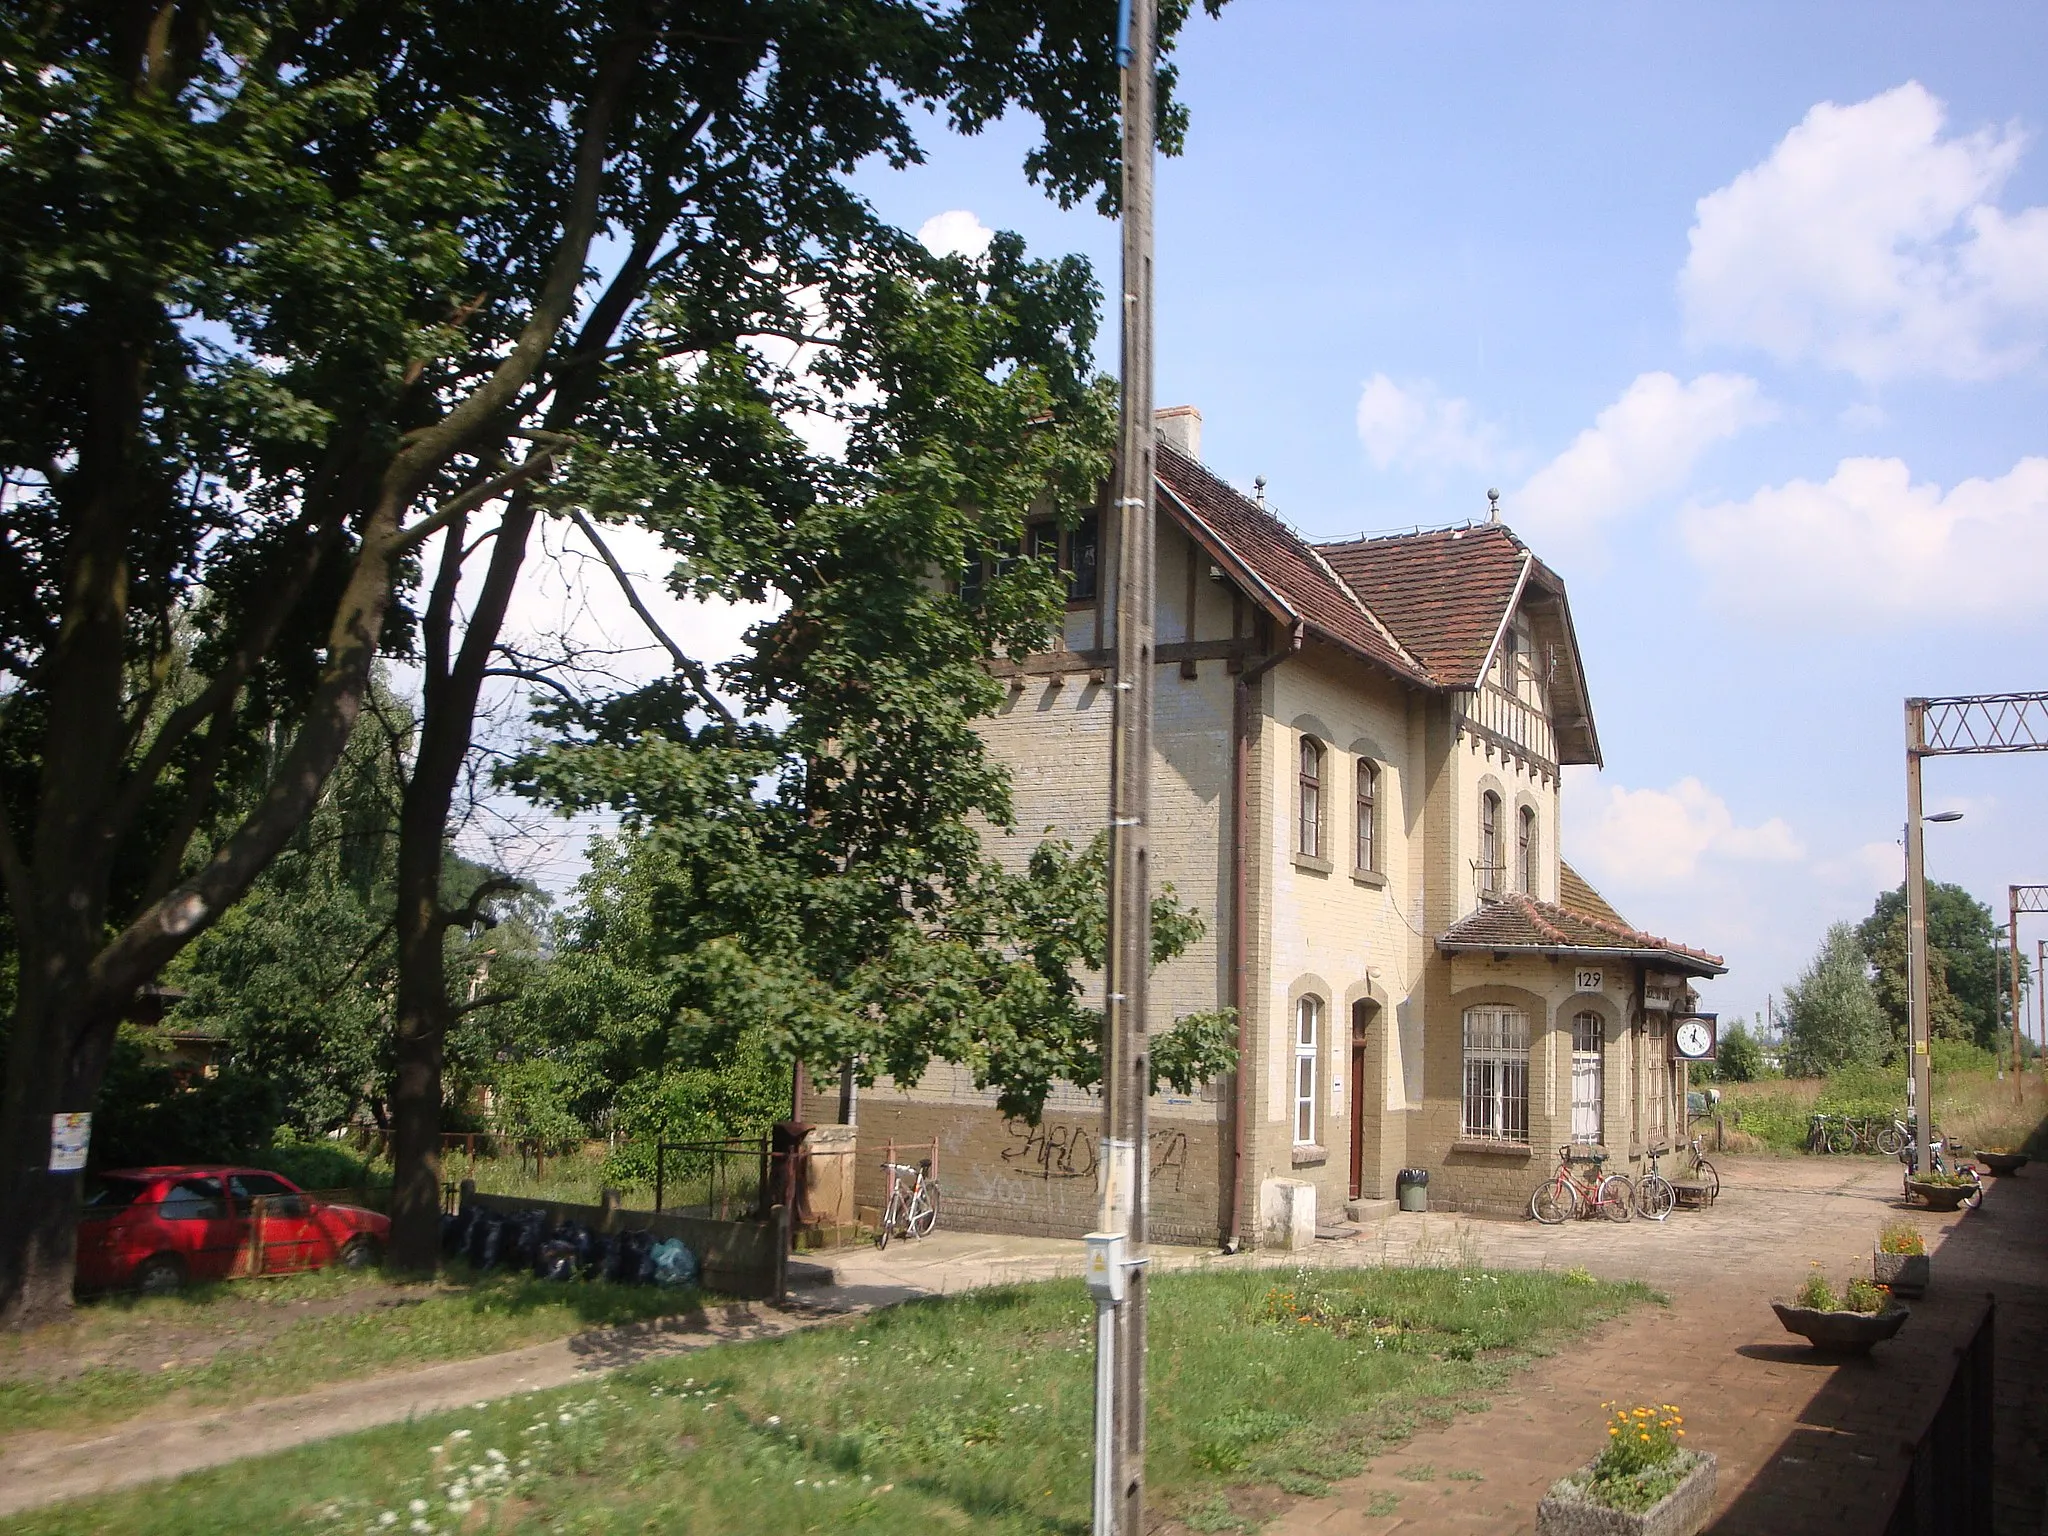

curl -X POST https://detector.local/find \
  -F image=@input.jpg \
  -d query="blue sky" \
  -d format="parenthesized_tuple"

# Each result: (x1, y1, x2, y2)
(846, 2, 2048, 1029)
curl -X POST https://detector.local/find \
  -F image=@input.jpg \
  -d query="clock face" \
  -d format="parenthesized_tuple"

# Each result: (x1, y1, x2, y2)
(1675, 1019, 1713, 1058)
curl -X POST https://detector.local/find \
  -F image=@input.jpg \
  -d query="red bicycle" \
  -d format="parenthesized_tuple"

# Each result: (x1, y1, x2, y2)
(1531, 1146, 1634, 1224)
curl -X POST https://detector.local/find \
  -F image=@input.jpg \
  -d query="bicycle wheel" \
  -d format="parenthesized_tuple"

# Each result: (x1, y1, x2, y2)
(1597, 1173, 1635, 1221)
(1635, 1174, 1675, 1221)
(876, 1191, 900, 1249)
(1874, 1126, 1905, 1156)
(1693, 1158, 1719, 1203)
(1824, 1126, 1854, 1156)
(1531, 1179, 1580, 1224)
(907, 1181, 939, 1238)
(1962, 1171, 1983, 1210)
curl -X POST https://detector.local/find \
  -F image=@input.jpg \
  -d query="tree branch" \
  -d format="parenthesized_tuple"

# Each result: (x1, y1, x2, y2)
(564, 507, 737, 727)
(441, 874, 523, 933)
(482, 665, 590, 714)
(451, 991, 516, 1018)
(391, 447, 562, 559)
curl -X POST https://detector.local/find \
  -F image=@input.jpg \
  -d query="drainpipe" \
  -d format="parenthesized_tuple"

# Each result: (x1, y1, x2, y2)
(1223, 621, 1302, 1252)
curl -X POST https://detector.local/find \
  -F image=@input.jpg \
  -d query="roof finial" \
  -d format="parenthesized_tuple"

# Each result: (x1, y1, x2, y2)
(1253, 475, 1267, 509)
(1486, 487, 1500, 523)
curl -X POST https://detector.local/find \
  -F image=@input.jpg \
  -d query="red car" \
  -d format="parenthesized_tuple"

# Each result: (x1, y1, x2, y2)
(76, 1166, 390, 1294)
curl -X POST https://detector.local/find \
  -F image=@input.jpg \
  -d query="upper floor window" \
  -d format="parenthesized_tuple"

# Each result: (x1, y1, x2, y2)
(1298, 737, 1323, 859)
(1479, 791, 1501, 896)
(1496, 623, 1519, 692)
(1354, 759, 1378, 874)
(1517, 805, 1537, 894)
(1294, 996, 1322, 1145)
(1067, 516, 1099, 604)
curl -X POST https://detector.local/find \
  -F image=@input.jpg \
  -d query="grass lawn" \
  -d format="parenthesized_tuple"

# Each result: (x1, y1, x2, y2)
(0, 1265, 699, 1438)
(0, 1264, 1656, 1535)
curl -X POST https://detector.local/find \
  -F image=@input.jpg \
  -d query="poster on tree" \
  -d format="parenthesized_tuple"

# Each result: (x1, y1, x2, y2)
(49, 1113, 91, 1173)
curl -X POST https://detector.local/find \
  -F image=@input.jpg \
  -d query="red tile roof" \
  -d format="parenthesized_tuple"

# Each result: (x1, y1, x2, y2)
(1155, 446, 1431, 686)
(1558, 861, 1632, 930)
(1314, 523, 1543, 688)
(1437, 893, 1725, 975)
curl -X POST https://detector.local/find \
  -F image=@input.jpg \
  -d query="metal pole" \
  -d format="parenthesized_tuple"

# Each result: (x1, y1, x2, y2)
(1099, 1, 1155, 1530)
(1905, 703, 1933, 1166)
(2011, 889, 2025, 1101)
(2037, 939, 2046, 1073)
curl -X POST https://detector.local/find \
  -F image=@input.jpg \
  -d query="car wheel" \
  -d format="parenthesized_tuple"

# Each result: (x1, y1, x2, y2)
(338, 1236, 381, 1271)
(135, 1255, 185, 1296)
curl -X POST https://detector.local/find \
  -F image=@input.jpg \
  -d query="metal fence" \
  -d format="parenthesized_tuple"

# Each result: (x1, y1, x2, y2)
(653, 1138, 771, 1221)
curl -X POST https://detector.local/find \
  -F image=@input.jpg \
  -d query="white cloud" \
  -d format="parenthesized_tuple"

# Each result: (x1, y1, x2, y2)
(1509, 372, 1771, 541)
(1573, 776, 1804, 888)
(1680, 454, 2048, 623)
(1680, 81, 2048, 382)
(1354, 374, 1497, 472)
(917, 209, 995, 260)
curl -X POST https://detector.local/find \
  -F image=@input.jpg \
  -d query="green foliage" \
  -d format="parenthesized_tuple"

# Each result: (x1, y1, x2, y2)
(1931, 1038, 1995, 1076)
(1713, 1020, 1765, 1082)
(260, 1139, 379, 1192)
(1842, 1278, 1887, 1313)
(1783, 923, 1889, 1075)
(1794, 1270, 1839, 1311)
(92, 1030, 282, 1170)
(2, 1264, 1652, 1536)
(1877, 1220, 1925, 1256)
(1815, 1063, 1903, 1123)
(1860, 883, 2023, 1054)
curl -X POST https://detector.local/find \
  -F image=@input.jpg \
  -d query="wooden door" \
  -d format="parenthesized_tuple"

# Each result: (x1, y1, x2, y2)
(1348, 1040, 1367, 1200)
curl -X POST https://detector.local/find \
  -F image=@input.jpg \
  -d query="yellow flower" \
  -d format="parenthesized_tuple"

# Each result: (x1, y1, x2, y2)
(1609, 1428, 1619, 1437)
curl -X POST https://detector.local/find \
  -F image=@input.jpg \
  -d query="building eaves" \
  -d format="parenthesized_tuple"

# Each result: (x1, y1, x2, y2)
(1436, 892, 1726, 977)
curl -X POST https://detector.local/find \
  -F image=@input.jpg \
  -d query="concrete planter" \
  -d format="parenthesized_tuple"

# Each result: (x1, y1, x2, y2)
(1537, 1450, 1716, 1536)
(1904, 1178, 1972, 1211)
(1978, 1151, 2028, 1175)
(1771, 1301, 1909, 1355)
(1872, 1248, 1929, 1298)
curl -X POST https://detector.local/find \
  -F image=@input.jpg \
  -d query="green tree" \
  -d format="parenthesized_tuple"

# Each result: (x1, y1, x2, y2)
(1858, 884, 2016, 1053)
(1704, 1019, 1764, 1083)
(0, 0, 1230, 1311)
(1782, 923, 1889, 1076)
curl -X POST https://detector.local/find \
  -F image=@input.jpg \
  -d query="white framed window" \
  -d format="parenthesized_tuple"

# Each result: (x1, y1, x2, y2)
(1571, 1011, 1605, 1145)
(1479, 791, 1502, 896)
(1354, 759, 1378, 873)
(1294, 996, 1321, 1145)
(1297, 737, 1323, 858)
(1461, 1007, 1529, 1142)
(1518, 805, 1537, 894)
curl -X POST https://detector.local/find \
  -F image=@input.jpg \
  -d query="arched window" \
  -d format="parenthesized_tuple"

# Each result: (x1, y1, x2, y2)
(1518, 805, 1537, 894)
(1354, 759, 1378, 874)
(1479, 791, 1501, 896)
(1294, 995, 1322, 1145)
(1571, 1010, 1605, 1144)
(1298, 737, 1322, 858)
(1461, 1007, 1529, 1142)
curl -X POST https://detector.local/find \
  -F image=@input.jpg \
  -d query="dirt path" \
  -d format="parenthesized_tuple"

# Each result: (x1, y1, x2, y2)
(0, 1298, 836, 1520)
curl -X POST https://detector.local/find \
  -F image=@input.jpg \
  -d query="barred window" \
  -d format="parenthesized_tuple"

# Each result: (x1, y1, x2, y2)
(1294, 996, 1322, 1145)
(1298, 738, 1323, 859)
(1571, 1011, 1605, 1145)
(1461, 1007, 1529, 1142)
(1355, 759, 1378, 873)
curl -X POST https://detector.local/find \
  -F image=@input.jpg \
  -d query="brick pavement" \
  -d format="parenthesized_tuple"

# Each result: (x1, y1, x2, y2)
(1242, 1154, 2045, 1536)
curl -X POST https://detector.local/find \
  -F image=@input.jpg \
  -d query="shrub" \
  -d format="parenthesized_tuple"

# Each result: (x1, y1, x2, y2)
(263, 1138, 380, 1190)
(1842, 1278, 1887, 1314)
(1581, 1403, 1689, 1513)
(1794, 1270, 1837, 1311)
(1877, 1221, 1925, 1256)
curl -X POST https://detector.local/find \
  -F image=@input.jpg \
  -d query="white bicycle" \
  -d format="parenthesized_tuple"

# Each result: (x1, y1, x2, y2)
(876, 1158, 939, 1248)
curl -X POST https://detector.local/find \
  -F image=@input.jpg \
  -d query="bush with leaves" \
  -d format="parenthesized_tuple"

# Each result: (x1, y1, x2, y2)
(1782, 923, 1888, 1076)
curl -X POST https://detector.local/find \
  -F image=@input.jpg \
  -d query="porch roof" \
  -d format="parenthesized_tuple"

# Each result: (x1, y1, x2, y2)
(1436, 892, 1726, 977)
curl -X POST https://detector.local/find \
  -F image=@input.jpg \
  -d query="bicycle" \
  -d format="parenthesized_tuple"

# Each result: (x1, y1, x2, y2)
(1681, 1134, 1719, 1204)
(876, 1158, 939, 1248)
(1873, 1117, 1908, 1158)
(1635, 1148, 1676, 1221)
(1531, 1146, 1634, 1224)
(1805, 1112, 1854, 1156)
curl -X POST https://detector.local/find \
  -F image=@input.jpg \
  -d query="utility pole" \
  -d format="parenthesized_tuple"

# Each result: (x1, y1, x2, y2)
(1091, 2, 1156, 1534)
(1904, 702, 1932, 1171)
(2038, 938, 2046, 1071)
(2012, 887, 2048, 1099)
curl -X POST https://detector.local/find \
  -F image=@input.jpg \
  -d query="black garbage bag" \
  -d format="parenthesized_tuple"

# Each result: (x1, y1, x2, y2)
(584, 1230, 617, 1281)
(504, 1208, 546, 1268)
(472, 1210, 507, 1271)
(533, 1240, 577, 1282)
(553, 1218, 591, 1270)
(610, 1228, 652, 1286)
(442, 1206, 478, 1256)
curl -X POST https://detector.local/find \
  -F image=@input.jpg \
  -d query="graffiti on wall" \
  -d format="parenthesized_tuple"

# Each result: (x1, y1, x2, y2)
(998, 1121, 1192, 1193)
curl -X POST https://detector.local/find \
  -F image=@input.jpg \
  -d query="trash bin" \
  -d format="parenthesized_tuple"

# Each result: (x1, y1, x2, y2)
(1396, 1168, 1429, 1213)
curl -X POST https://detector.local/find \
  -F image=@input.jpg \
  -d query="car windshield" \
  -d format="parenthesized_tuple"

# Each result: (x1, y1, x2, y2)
(83, 1176, 151, 1210)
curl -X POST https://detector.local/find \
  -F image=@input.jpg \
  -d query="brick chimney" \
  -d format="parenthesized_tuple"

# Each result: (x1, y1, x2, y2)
(1154, 404, 1201, 461)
